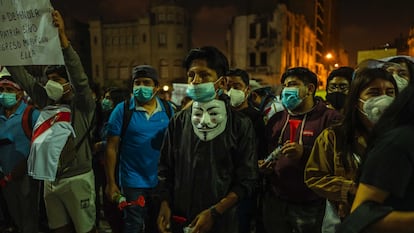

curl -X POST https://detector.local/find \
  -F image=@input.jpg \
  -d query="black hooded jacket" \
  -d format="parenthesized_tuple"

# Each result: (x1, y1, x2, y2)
(158, 96, 258, 233)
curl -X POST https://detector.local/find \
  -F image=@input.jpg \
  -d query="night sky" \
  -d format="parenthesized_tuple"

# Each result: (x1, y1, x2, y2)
(51, 0, 414, 66)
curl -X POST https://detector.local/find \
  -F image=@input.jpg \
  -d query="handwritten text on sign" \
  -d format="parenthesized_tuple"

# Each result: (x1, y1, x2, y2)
(0, 0, 64, 65)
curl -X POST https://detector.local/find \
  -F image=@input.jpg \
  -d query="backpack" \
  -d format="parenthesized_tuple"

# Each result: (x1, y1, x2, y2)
(22, 105, 35, 139)
(121, 98, 172, 138)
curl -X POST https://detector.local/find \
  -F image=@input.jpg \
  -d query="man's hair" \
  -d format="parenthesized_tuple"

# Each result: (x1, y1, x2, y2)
(105, 87, 129, 106)
(326, 66, 354, 90)
(227, 68, 249, 86)
(387, 56, 414, 84)
(281, 67, 318, 88)
(45, 65, 69, 81)
(183, 46, 229, 78)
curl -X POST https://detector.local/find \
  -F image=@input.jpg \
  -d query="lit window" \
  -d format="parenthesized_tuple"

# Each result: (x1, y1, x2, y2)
(159, 33, 167, 46)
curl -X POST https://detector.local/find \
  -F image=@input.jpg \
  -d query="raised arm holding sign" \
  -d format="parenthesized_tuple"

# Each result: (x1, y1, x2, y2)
(0, 0, 64, 65)
(6, 7, 98, 233)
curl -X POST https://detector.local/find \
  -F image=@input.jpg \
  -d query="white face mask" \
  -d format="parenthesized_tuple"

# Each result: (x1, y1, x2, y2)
(392, 73, 409, 92)
(359, 95, 394, 124)
(227, 88, 246, 107)
(45, 80, 70, 101)
(191, 99, 227, 141)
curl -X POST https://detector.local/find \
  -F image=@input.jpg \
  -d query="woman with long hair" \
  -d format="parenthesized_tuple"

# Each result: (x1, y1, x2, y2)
(305, 67, 398, 232)
(339, 76, 414, 233)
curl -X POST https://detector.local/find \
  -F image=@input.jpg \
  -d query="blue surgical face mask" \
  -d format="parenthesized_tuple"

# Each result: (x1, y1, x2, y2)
(0, 92, 18, 108)
(133, 86, 154, 103)
(186, 82, 217, 102)
(281, 87, 303, 110)
(101, 98, 113, 112)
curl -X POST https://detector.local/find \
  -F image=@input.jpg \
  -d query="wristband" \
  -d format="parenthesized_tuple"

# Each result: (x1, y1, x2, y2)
(209, 206, 222, 220)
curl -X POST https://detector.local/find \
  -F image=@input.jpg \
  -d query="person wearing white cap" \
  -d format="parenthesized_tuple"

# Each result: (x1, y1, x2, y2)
(382, 56, 414, 92)
(248, 80, 284, 124)
(0, 67, 40, 233)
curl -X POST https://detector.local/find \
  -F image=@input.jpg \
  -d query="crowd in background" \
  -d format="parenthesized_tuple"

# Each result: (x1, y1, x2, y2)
(1, 8, 414, 233)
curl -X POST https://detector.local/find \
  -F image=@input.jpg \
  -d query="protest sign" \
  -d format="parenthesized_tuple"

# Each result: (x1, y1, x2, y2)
(0, 0, 64, 65)
(171, 83, 189, 106)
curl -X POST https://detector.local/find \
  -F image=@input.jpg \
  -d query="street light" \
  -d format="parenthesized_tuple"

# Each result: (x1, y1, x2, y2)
(325, 52, 333, 60)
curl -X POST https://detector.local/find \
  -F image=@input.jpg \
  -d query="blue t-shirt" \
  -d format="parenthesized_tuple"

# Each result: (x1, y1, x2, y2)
(0, 102, 39, 174)
(107, 97, 172, 188)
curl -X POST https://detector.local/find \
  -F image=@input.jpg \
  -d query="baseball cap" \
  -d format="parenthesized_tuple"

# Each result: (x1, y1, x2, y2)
(0, 66, 11, 78)
(0, 67, 21, 90)
(249, 79, 263, 91)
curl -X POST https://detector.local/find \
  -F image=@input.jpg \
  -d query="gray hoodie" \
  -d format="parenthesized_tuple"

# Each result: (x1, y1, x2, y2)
(7, 45, 96, 179)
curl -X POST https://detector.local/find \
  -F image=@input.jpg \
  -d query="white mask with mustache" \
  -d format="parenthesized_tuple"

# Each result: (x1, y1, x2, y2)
(191, 99, 227, 141)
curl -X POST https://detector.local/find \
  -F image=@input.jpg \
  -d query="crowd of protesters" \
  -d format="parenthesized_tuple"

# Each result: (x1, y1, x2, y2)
(1, 7, 414, 233)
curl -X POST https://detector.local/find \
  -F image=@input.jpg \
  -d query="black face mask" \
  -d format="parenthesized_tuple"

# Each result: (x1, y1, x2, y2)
(326, 92, 347, 110)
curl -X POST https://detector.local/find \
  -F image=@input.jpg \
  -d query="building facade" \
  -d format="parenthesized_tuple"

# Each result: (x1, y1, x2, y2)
(227, 4, 320, 86)
(88, 1, 190, 89)
(286, 0, 342, 66)
(407, 26, 414, 57)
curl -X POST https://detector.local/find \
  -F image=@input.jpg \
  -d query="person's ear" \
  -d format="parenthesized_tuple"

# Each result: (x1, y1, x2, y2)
(250, 91, 258, 102)
(216, 76, 227, 90)
(16, 90, 24, 102)
(245, 86, 251, 96)
(307, 83, 316, 96)
(153, 85, 160, 93)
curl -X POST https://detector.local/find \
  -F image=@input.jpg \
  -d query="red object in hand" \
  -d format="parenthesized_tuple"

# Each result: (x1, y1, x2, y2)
(131, 195, 146, 207)
(0, 179, 6, 188)
(118, 200, 130, 211)
(289, 119, 302, 142)
(172, 215, 187, 224)
(0, 174, 12, 188)
(118, 195, 146, 211)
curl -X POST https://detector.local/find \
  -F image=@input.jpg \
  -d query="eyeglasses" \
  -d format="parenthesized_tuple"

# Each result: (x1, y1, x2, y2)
(327, 83, 349, 92)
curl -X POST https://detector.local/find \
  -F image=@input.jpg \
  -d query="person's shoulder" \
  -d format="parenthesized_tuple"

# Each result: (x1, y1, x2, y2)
(266, 108, 287, 126)
(157, 98, 177, 116)
(242, 105, 262, 116)
(317, 126, 337, 141)
(107, 100, 128, 121)
(113, 99, 127, 112)
(381, 125, 414, 144)
(27, 104, 40, 119)
(314, 99, 342, 118)
(171, 105, 191, 122)
(231, 107, 251, 122)
(314, 98, 333, 111)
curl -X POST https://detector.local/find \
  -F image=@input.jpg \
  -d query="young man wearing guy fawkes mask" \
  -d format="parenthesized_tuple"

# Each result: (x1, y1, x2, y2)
(7, 10, 97, 233)
(157, 46, 258, 233)
(261, 67, 342, 233)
